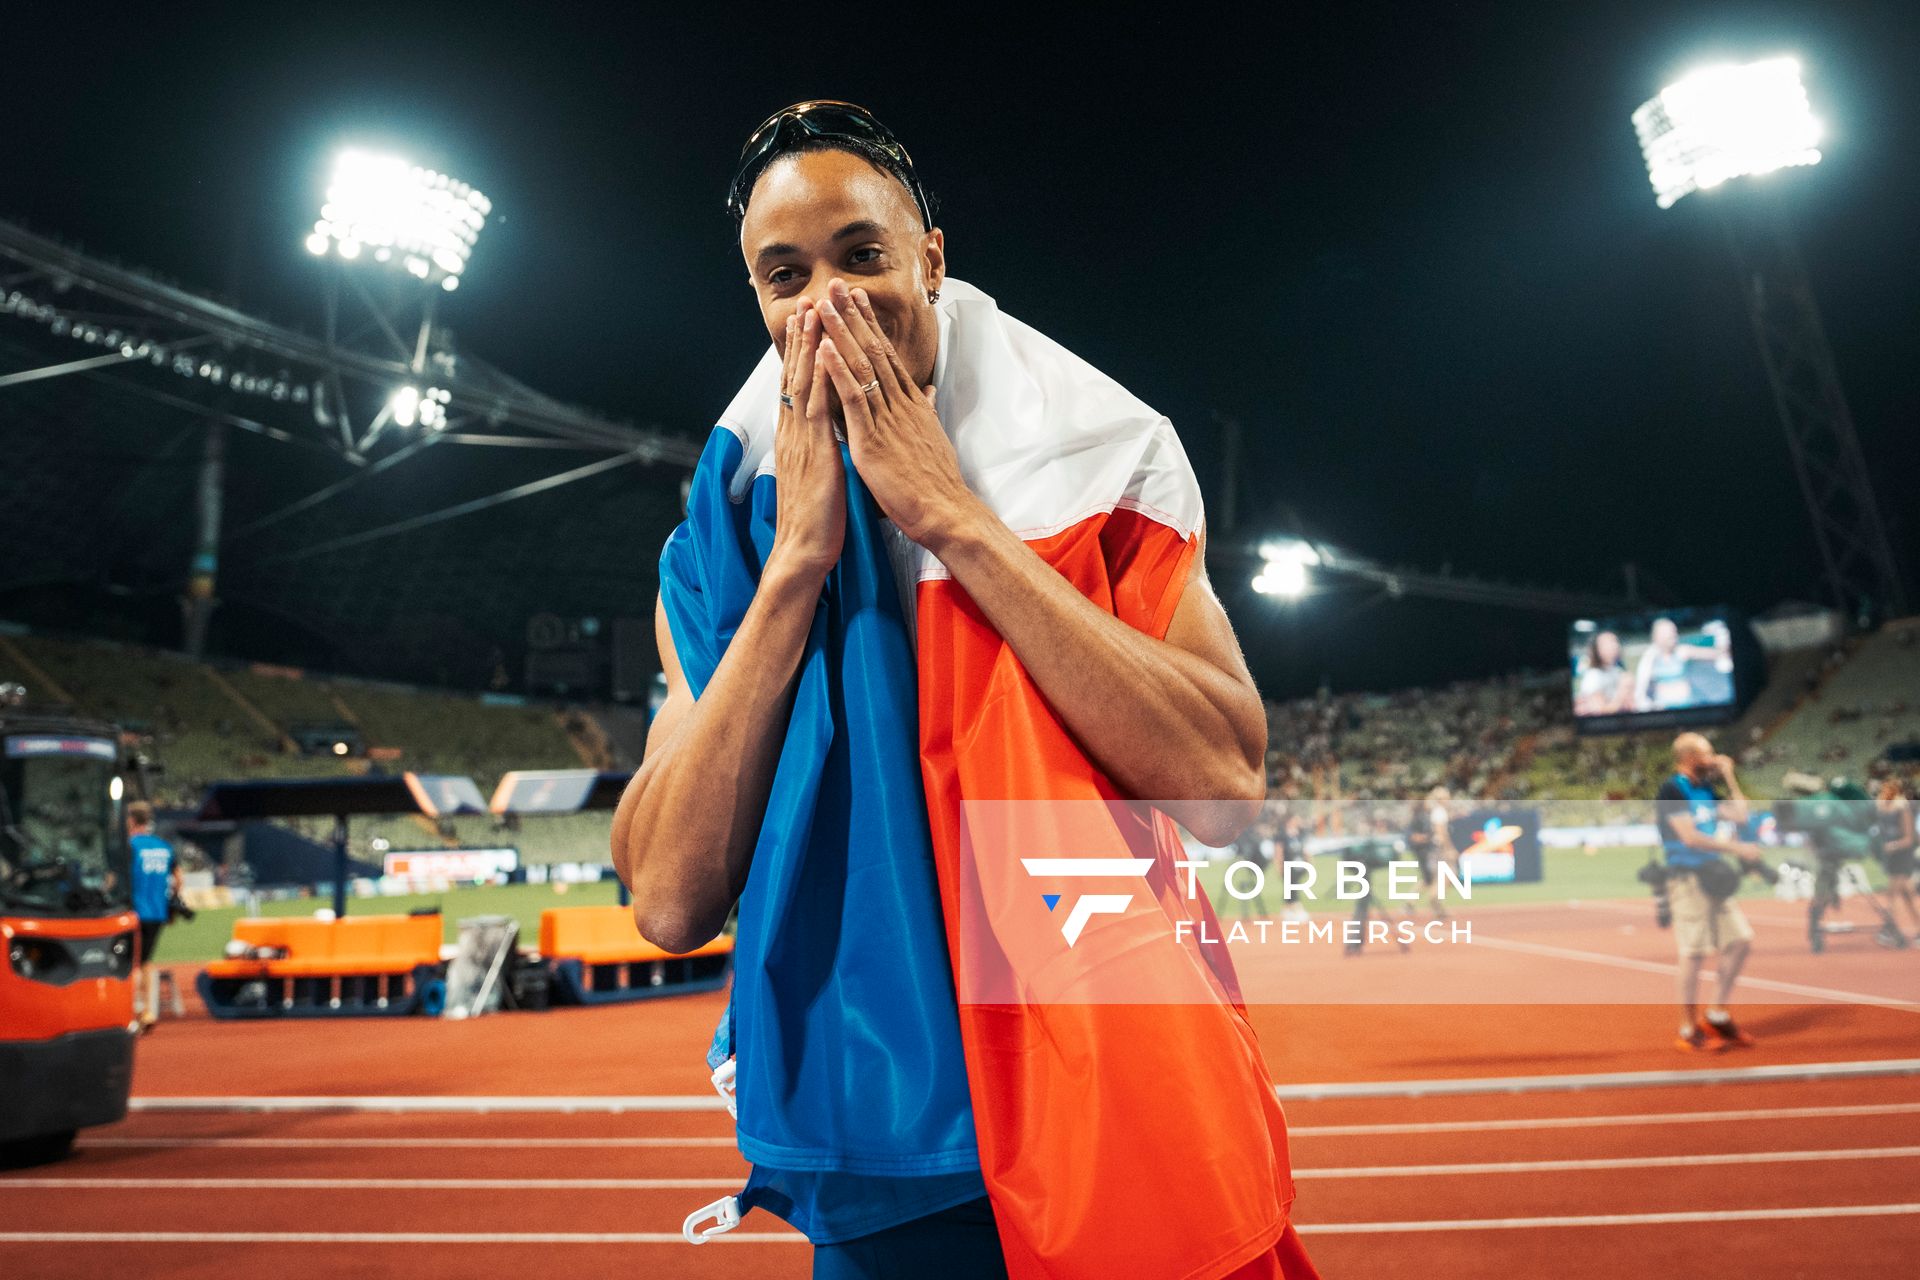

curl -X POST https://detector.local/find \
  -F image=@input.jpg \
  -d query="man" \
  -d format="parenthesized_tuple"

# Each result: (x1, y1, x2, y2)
(613, 102, 1312, 1279)
(1415, 786, 1456, 922)
(1875, 777, 1919, 937)
(127, 801, 179, 1031)
(1654, 733, 1765, 1052)
(1228, 814, 1274, 919)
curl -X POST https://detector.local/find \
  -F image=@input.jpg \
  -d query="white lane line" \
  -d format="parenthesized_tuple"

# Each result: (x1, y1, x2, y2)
(1275, 1057, 1920, 1099)
(1291, 1101, 1920, 1136)
(20, 1147, 1920, 1191)
(1299, 1202, 1920, 1234)
(85, 1102, 1920, 1149)
(7, 1206, 1918, 1244)
(1295, 1145, 1920, 1178)
(0, 1232, 804, 1244)
(128, 1096, 725, 1113)
(0, 1177, 740, 1190)
(79, 1137, 738, 1150)
(1572, 898, 1811, 934)
(1469, 934, 1920, 1012)
(127, 1059, 1920, 1112)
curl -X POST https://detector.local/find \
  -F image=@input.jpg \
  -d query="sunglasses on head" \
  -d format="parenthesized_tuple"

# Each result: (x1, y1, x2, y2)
(727, 99, 932, 230)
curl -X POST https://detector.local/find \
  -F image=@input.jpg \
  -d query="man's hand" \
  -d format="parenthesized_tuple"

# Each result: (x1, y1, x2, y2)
(1713, 754, 1739, 783)
(770, 300, 846, 578)
(814, 278, 982, 550)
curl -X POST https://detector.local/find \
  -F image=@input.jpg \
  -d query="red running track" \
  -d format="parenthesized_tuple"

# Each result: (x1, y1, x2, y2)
(3, 897, 1915, 1279)
(4, 1076, 1919, 1279)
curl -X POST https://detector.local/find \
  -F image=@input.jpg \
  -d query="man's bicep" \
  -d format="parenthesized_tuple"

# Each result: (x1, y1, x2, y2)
(1162, 537, 1254, 685)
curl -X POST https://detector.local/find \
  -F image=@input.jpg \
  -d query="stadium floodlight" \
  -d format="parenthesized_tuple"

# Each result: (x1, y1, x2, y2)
(306, 149, 491, 288)
(384, 383, 453, 431)
(387, 384, 422, 428)
(1252, 539, 1319, 598)
(1633, 56, 1822, 209)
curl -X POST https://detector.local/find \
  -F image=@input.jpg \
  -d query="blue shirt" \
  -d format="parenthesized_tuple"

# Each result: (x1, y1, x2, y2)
(660, 424, 984, 1245)
(1656, 773, 1724, 871)
(130, 832, 175, 922)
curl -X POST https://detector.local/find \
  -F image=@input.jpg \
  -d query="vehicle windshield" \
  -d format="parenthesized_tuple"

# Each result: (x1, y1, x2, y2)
(0, 737, 128, 917)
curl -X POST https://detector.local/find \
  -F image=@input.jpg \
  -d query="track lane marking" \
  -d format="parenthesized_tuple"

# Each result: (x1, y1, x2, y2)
(0, 1231, 804, 1244)
(7, 1205, 1919, 1244)
(84, 1101, 1920, 1148)
(80, 1136, 738, 1149)
(1290, 1101, 1920, 1136)
(1295, 1145, 1920, 1177)
(0, 1177, 742, 1190)
(1298, 1202, 1920, 1233)
(1467, 935, 1920, 1012)
(125, 1059, 1920, 1111)
(18, 1148, 1920, 1190)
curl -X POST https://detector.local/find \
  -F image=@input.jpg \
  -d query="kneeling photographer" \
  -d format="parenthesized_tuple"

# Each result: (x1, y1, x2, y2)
(1776, 773, 1910, 952)
(1655, 733, 1774, 1053)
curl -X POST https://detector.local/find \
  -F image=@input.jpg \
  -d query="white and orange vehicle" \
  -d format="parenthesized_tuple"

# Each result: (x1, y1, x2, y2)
(0, 693, 137, 1165)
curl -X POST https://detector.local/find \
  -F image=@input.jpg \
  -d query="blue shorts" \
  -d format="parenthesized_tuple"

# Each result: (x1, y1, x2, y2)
(812, 1195, 1006, 1279)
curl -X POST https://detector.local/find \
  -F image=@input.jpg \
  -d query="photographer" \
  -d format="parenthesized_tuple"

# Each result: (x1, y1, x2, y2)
(1655, 733, 1766, 1052)
(1779, 774, 1909, 952)
(127, 801, 181, 1032)
(1344, 814, 1408, 956)
(1876, 778, 1919, 938)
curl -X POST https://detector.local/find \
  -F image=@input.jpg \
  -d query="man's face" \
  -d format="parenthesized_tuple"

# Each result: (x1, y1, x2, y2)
(740, 148, 945, 400)
(1674, 733, 1713, 779)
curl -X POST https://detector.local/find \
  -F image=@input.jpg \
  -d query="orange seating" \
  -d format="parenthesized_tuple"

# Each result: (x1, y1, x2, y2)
(204, 914, 444, 980)
(538, 905, 733, 964)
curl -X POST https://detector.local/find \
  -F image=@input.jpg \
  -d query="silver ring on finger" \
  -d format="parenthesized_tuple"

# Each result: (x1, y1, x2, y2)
(779, 391, 794, 408)
(858, 378, 881, 396)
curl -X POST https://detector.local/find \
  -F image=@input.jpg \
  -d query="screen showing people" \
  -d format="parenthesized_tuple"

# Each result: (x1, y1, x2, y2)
(1570, 614, 1736, 719)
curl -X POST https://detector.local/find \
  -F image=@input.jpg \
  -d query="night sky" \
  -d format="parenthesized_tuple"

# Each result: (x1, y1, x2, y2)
(4, 1, 1915, 699)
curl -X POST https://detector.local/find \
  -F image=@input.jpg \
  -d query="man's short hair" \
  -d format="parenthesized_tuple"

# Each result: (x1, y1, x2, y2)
(728, 101, 933, 229)
(127, 800, 154, 827)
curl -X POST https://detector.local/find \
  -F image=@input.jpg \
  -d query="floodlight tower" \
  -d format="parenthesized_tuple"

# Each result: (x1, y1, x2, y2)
(1633, 57, 1905, 620)
(304, 149, 492, 454)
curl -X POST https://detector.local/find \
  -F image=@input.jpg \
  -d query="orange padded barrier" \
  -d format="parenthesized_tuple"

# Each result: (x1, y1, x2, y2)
(538, 905, 734, 965)
(203, 914, 443, 979)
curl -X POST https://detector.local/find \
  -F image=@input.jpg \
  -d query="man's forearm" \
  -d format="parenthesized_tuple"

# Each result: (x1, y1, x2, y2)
(616, 558, 824, 946)
(1722, 778, 1751, 826)
(928, 510, 1265, 836)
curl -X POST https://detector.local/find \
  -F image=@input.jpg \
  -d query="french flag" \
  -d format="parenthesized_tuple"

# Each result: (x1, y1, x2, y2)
(665, 279, 1313, 1277)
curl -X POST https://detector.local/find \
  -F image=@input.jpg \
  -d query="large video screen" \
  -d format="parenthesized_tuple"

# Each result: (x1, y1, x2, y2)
(1569, 608, 1760, 735)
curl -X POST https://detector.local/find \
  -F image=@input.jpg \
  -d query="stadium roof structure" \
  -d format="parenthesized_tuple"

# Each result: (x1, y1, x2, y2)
(195, 772, 489, 821)
(0, 218, 699, 463)
(489, 768, 633, 815)
(0, 217, 697, 685)
(1228, 534, 1639, 616)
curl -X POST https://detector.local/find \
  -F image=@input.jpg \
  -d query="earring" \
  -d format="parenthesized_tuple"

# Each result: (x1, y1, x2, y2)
(926, 288, 940, 303)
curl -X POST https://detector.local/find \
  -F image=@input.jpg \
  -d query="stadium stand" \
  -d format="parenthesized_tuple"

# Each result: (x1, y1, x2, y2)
(1744, 618, 1920, 781)
(13, 615, 1914, 878)
(1262, 619, 1920, 810)
(0, 627, 616, 869)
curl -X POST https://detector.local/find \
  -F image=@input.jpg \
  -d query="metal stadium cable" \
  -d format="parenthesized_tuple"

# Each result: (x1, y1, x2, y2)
(246, 449, 649, 565)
